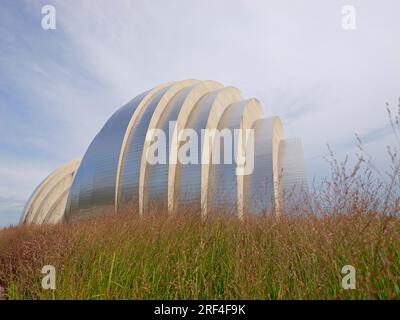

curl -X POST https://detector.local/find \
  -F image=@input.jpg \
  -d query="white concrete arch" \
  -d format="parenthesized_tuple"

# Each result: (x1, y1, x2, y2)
(244, 117, 284, 216)
(139, 80, 204, 215)
(114, 81, 175, 213)
(270, 117, 285, 214)
(235, 99, 264, 218)
(32, 172, 75, 224)
(21, 160, 80, 225)
(43, 188, 70, 224)
(277, 137, 308, 213)
(153, 81, 224, 214)
(117, 80, 199, 214)
(200, 87, 243, 217)
(206, 99, 264, 218)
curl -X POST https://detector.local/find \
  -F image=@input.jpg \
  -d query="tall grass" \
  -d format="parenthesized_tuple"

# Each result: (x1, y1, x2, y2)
(0, 213, 399, 300)
(0, 101, 399, 300)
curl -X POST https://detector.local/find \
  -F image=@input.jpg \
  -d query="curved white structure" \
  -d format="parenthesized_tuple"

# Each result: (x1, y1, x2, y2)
(21, 79, 308, 225)
(20, 160, 80, 225)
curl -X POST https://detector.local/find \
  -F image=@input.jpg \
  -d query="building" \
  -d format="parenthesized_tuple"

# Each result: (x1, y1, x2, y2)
(20, 80, 307, 225)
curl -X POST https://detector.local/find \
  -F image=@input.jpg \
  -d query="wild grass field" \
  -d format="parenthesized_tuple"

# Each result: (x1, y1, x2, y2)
(0, 212, 399, 300)
(0, 104, 399, 300)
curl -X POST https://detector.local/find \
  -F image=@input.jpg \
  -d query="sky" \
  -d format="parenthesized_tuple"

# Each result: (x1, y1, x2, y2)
(0, 0, 399, 228)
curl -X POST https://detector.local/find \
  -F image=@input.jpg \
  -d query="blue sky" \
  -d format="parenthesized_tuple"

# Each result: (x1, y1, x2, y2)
(1, 0, 399, 228)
